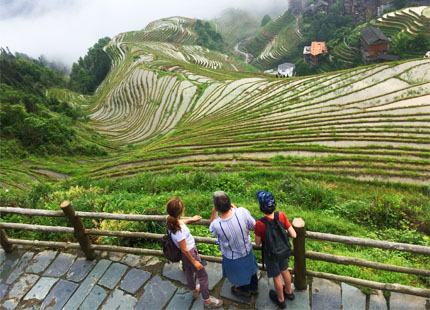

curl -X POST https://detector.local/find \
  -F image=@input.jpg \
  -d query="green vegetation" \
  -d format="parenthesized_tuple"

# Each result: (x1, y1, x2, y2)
(0, 49, 107, 157)
(69, 37, 111, 94)
(1, 13, 429, 292)
(302, 12, 353, 43)
(2, 171, 429, 287)
(261, 14, 272, 27)
(194, 20, 225, 52)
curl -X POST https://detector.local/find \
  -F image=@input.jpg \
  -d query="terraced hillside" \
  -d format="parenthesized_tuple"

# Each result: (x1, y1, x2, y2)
(83, 22, 430, 186)
(243, 10, 304, 69)
(2, 14, 429, 191)
(332, 6, 430, 66)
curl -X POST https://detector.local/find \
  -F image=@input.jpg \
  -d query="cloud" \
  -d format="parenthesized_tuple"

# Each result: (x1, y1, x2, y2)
(0, 0, 287, 66)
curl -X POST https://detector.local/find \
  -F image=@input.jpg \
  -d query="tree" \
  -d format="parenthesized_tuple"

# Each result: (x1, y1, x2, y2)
(261, 14, 272, 27)
(69, 37, 111, 94)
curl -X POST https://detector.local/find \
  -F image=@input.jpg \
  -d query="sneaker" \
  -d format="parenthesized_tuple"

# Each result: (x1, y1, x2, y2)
(192, 284, 200, 299)
(231, 285, 252, 297)
(269, 289, 286, 309)
(204, 296, 223, 309)
(283, 285, 295, 300)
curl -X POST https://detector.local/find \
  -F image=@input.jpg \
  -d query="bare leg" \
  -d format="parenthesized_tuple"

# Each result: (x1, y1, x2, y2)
(280, 269, 293, 294)
(273, 275, 285, 302)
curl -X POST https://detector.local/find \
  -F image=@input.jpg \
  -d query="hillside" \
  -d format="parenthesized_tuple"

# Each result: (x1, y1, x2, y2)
(242, 10, 303, 69)
(326, 6, 430, 70)
(1, 15, 429, 289)
(1, 13, 429, 191)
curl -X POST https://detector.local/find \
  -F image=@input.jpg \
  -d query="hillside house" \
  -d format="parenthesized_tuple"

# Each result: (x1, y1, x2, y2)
(360, 26, 393, 63)
(303, 41, 328, 66)
(344, 0, 394, 20)
(303, 0, 330, 16)
(277, 63, 295, 77)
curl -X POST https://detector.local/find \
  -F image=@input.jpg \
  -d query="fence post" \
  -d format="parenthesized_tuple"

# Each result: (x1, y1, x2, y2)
(60, 201, 96, 260)
(292, 217, 307, 290)
(0, 229, 14, 253)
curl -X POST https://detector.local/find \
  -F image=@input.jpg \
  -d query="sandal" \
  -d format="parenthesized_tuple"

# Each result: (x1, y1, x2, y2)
(204, 296, 223, 309)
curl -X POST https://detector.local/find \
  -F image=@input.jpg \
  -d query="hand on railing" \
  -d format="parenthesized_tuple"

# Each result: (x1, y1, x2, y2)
(183, 215, 202, 224)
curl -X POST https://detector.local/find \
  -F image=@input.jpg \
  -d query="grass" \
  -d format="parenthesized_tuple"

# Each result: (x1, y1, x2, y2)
(1, 171, 429, 288)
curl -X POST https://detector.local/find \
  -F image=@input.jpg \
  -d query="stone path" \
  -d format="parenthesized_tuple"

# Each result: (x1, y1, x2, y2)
(0, 248, 429, 310)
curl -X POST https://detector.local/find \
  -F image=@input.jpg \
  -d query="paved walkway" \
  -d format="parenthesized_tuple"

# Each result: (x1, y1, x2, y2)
(0, 248, 429, 310)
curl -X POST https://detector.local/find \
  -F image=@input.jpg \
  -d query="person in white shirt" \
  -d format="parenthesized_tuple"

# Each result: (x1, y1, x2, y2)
(166, 197, 223, 309)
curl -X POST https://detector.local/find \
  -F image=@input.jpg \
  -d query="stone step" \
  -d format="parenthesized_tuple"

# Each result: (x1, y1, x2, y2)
(1, 249, 429, 310)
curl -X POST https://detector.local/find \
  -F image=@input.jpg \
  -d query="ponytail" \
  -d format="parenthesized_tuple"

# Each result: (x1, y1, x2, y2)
(166, 197, 184, 234)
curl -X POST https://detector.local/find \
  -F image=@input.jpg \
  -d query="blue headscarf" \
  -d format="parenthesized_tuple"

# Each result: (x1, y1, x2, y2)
(257, 190, 276, 211)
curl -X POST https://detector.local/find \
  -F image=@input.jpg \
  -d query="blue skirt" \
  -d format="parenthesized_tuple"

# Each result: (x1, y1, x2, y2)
(222, 249, 258, 286)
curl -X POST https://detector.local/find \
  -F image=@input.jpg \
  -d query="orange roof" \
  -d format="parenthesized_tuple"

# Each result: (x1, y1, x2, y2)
(310, 41, 327, 56)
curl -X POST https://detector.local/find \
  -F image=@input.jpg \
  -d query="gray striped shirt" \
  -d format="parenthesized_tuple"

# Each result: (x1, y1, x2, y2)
(209, 207, 256, 259)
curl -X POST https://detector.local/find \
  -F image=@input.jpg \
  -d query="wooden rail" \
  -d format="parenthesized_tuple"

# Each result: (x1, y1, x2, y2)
(0, 204, 429, 298)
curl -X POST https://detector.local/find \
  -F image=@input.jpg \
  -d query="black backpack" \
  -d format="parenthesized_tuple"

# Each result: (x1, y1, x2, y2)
(260, 212, 291, 268)
(161, 230, 182, 262)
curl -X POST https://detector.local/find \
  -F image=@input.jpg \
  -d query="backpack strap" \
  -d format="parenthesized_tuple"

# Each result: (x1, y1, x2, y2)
(258, 217, 269, 270)
(274, 211, 279, 222)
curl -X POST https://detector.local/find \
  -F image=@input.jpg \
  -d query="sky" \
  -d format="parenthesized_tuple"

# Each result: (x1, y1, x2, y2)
(0, 0, 288, 67)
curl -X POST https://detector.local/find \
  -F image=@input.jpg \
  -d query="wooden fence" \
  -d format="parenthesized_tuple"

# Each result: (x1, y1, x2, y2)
(0, 203, 429, 298)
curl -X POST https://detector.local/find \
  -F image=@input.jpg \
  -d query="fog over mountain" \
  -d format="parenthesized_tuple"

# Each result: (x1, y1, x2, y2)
(0, 0, 287, 68)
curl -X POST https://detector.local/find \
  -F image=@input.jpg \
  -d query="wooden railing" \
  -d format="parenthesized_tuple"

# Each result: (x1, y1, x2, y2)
(0, 203, 429, 298)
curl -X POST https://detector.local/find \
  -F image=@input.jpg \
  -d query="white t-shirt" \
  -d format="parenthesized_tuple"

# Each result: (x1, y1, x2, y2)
(169, 224, 196, 251)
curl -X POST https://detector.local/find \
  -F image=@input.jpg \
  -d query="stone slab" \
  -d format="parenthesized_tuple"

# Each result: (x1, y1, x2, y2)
(190, 295, 204, 310)
(63, 259, 111, 310)
(7, 273, 39, 300)
(25, 250, 57, 274)
(288, 283, 311, 310)
(166, 287, 194, 310)
(79, 285, 107, 310)
(136, 275, 177, 310)
(119, 268, 151, 295)
(6, 251, 35, 284)
(99, 262, 128, 289)
(369, 290, 387, 310)
(108, 252, 125, 262)
(341, 283, 366, 310)
(121, 254, 141, 267)
(66, 257, 96, 282)
(2, 299, 18, 310)
(0, 283, 9, 300)
(101, 289, 137, 310)
(43, 253, 76, 277)
(145, 257, 162, 266)
(162, 262, 188, 285)
(23, 277, 59, 300)
(40, 279, 78, 310)
(390, 292, 430, 310)
(220, 278, 252, 305)
(205, 261, 223, 290)
(0, 251, 21, 280)
(255, 273, 277, 310)
(311, 278, 341, 310)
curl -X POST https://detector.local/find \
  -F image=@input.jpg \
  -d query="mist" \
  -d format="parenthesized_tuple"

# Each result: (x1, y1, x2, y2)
(0, 0, 288, 68)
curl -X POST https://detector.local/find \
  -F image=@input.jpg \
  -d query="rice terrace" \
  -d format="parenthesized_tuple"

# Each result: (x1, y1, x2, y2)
(0, 1, 429, 309)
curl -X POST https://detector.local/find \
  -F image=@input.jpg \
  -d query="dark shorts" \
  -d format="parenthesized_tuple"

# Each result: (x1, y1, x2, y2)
(265, 256, 289, 278)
